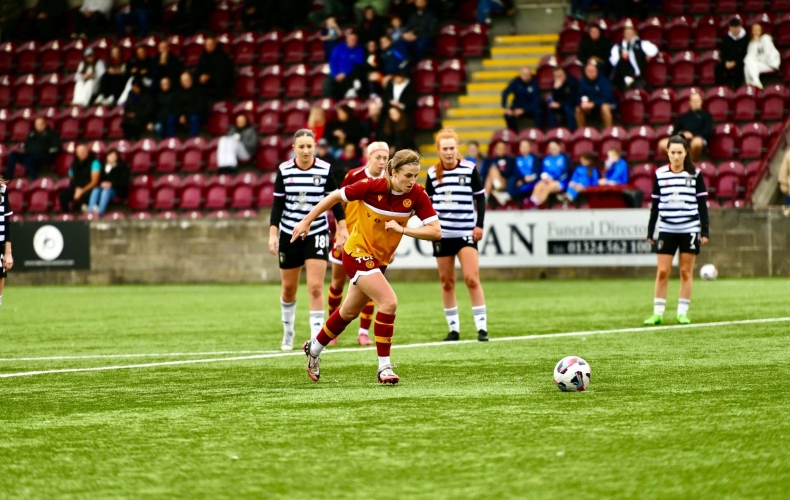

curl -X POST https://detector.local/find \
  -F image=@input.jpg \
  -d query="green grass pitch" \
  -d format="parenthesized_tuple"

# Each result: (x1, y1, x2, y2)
(1, 278, 789, 499)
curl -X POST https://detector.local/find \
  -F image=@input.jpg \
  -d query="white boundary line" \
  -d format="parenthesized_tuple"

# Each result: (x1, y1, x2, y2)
(1, 317, 788, 379)
(0, 350, 280, 362)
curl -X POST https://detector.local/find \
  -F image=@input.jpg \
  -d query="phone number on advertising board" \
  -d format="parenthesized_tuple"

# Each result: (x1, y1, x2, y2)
(548, 239, 654, 255)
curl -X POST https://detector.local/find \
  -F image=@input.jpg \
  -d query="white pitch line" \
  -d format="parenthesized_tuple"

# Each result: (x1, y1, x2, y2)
(0, 350, 280, 362)
(1, 317, 788, 379)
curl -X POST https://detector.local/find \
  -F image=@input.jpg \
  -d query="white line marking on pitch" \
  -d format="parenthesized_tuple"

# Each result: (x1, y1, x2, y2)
(0, 350, 280, 362)
(1, 317, 788, 379)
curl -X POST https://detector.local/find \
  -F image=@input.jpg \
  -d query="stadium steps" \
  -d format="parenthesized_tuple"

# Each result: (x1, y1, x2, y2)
(417, 33, 557, 167)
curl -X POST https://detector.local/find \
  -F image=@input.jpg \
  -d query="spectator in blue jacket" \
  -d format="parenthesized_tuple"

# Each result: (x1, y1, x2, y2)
(600, 148, 629, 186)
(323, 30, 366, 100)
(565, 152, 599, 202)
(526, 139, 569, 208)
(379, 35, 409, 87)
(575, 61, 615, 128)
(483, 140, 516, 207)
(511, 138, 539, 197)
(548, 66, 579, 131)
(502, 67, 543, 131)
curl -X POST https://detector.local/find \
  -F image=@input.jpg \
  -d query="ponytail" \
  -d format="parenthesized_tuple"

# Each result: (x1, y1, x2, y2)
(434, 128, 460, 183)
(667, 135, 696, 175)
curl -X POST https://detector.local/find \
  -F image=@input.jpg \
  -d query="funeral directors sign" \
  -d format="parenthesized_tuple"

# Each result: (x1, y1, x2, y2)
(391, 209, 655, 269)
(12, 221, 90, 271)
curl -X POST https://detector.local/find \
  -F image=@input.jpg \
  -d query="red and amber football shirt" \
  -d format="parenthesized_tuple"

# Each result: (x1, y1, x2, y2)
(340, 177, 438, 265)
(340, 166, 384, 230)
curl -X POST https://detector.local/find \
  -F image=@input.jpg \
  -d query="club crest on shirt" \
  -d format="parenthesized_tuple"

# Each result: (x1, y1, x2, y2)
(378, 195, 383, 201)
(403, 199, 412, 208)
(685, 179, 694, 187)
(312, 176, 322, 186)
(365, 260, 375, 269)
(459, 176, 466, 185)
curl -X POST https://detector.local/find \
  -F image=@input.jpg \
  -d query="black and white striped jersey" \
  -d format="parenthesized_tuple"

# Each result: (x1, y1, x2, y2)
(0, 184, 13, 243)
(272, 158, 338, 236)
(648, 165, 709, 237)
(425, 159, 485, 239)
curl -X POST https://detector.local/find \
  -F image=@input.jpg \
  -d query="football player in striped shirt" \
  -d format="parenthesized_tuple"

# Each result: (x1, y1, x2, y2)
(326, 141, 389, 346)
(644, 135, 709, 326)
(268, 130, 348, 350)
(0, 178, 14, 306)
(426, 128, 489, 342)
(291, 149, 441, 384)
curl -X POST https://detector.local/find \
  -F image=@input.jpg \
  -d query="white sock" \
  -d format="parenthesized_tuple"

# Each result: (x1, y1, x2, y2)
(678, 299, 690, 316)
(309, 310, 325, 340)
(281, 299, 296, 334)
(358, 328, 369, 337)
(444, 307, 460, 332)
(378, 356, 391, 368)
(653, 298, 666, 316)
(0, 295, 3, 306)
(472, 305, 487, 332)
(310, 340, 325, 357)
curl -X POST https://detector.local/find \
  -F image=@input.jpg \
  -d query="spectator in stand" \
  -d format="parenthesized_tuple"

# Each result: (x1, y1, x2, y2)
(482, 140, 516, 206)
(148, 77, 178, 138)
(5, 117, 61, 180)
(154, 41, 183, 90)
(381, 105, 416, 154)
(609, 20, 658, 91)
(501, 67, 542, 132)
(570, 0, 589, 19)
(309, 0, 352, 28)
(315, 138, 333, 164)
(74, 0, 113, 38)
(657, 91, 712, 161)
(324, 30, 366, 100)
(357, 6, 388, 46)
(402, 0, 438, 60)
(72, 48, 106, 108)
(59, 144, 101, 213)
(95, 46, 127, 107)
(388, 15, 406, 46)
(362, 99, 384, 141)
(779, 150, 790, 215)
(217, 114, 259, 175)
(716, 18, 749, 90)
(175, 72, 207, 138)
(125, 45, 155, 94)
(307, 106, 327, 141)
(0, 2, 23, 42)
(379, 35, 409, 88)
(173, 0, 212, 35)
(513, 138, 539, 198)
(744, 23, 781, 90)
(525, 139, 569, 209)
(335, 142, 361, 184)
(320, 17, 341, 61)
(465, 141, 484, 166)
(384, 69, 417, 116)
(25, 0, 68, 42)
(548, 66, 579, 131)
(564, 152, 598, 202)
(116, 0, 161, 38)
(121, 79, 153, 141)
(599, 148, 628, 186)
(325, 104, 363, 156)
(88, 149, 129, 216)
(575, 61, 615, 129)
(195, 35, 235, 101)
(577, 23, 611, 75)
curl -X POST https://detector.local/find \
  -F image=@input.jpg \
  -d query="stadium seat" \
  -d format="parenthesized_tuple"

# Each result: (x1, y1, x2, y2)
(536, 55, 560, 90)
(561, 55, 582, 81)
(128, 175, 154, 211)
(413, 59, 438, 94)
(770, 0, 790, 9)
(39, 40, 64, 73)
(257, 135, 285, 170)
(545, 127, 572, 152)
(518, 127, 546, 154)
(258, 64, 284, 99)
(309, 63, 329, 98)
(0, 75, 11, 108)
(232, 32, 258, 65)
(258, 30, 285, 64)
(761, 84, 789, 120)
(37, 73, 63, 107)
(181, 137, 209, 172)
(460, 23, 488, 57)
(87, 139, 107, 160)
(710, 123, 740, 160)
(179, 174, 207, 210)
(739, 122, 768, 159)
(235, 209, 258, 218)
(53, 141, 76, 176)
(704, 86, 734, 122)
(748, 12, 776, 36)
(415, 95, 441, 131)
(204, 137, 221, 171)
(153, 174, 181, 211)
(210, 0, 234, 31)
(488, 129, 518, 156)
(666, 16, 693, 50)
(696, 50, 719, 85)
(647, 88, 676, 124)
(283, 30, 308, 63)
(205, 176, 230, 209)
(629, 163, 655, 194)
(256, 183, 275, 208)
(6, 178, 28, 213)
(283, 64, 309, 98)
(435, 24, 461, 58)
(58, 106, 84, 141)
(233, 99, 258, 124)
(182, 34, 206, 66)
(626, 126, 655, 163)
(570, 127, 601, 162)
(117, 36, 137, 61)
(558, 19, 584, 55)
(233, 65, 257, 100)
(676, 87, 704, 115)
(645, 52, 669, 88)
(206, 209, 231, 218)
(59, 73, 76, 105)
(27, 178, 56, 213)
(694, 16, 720, 50)
(10, 108, 35, 142)
(732, 85, 760, 121)
(776, 13, 790, 47)
(104, 106, 123, 139)
(207, 100, 233, 136)
(0, 109, 10, 142)
(688, 0, 713, 14)
(620, 89, 648, 125)
(83, 106, 109, 140)
(108, 139, 133, 161)
(180, 210, 204, 219)
(745, 160, 764, 195)
(53, 178, 71, 212)
(716, 161, 745, 199)
(256, 99, 283, 135)
(669, 51, 697, 86)
(130, 138, 157, 174)
(0, 42, 14, 74)
(696, 160, 718, 196)
(87, 36, 112, 61)
(600, 126, 628, 157)
(155, 138, 182, 173)
(638, 16, 666, 48)
(59, 39, 85, 73)
(14, 74, 37, 108)
(139, 35, 161, 57)
(716, 0, 738, 12)
(307, 32, 326, 63)
(660, 0, 684, 15)
(768, 121, 786, 150)
(744, 0, 769, 12)
(165, 34, 184, 57)
(231, 172, 260, 210)
(14, 41, 39, 74)
(282, 99, 311, 134)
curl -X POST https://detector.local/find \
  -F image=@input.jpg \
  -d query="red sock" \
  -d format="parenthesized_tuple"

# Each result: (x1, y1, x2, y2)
(374, 312, 396, 357)
(359, 301, 375, 332)
(327, 286, 343, 316)
(316, 309, 352, 346)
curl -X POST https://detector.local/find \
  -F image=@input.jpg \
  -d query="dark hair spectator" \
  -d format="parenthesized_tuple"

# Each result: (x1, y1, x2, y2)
(357, 6, 389, 46)
(121, 79, 154, 140)
(74, 0, 113, 38)
(325, 104, 364, 155)
(548, 66, 579, 131)
(126, 45, 155, 91)
(148, 77, 179, 138)
(384, 70, 417, 116)
(172, 0, 212, 35)
(716, 17, 749, 89)
(609, 20, 659, 91)
(324, 30, 366, 100)
(88, 149, 130, 216)
(502, 66, 543, 131)
(381, 106, 416, 153)
(315, 138, 333, 165)
(24, 0, 68, 43)
(401, 0, 438, 60)
(175, 72, 207, 137)
(217, 114, 259, 174)
(59, 144, 101, 213)
(319, 17, 341, 61)
(657, 91, 712, 161)
(482, 140, 516, 206)
(575, 61, 615, 129)
(71, 48, 106, 108)
(378, 35, 410, 88)
(195, 36, 235, 101)
(95, 46, 127, 107)
(116, 0, 162, 38)
(154, 41, 183, 90)
(5, 117, 61, 180)
(577, 23, 611, 74)
(744, 23, 781, 89)
(335, 142, 361, 185)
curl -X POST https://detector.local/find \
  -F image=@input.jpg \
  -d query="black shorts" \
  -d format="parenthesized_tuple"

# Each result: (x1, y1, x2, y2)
(655, 232, 701, 256)
(278, 230, 330, 269)
(0, 246, 5, 279)
(432, 236, 478, 258)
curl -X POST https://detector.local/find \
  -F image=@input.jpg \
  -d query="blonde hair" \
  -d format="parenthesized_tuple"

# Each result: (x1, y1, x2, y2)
(434, 128, 460, 182)
(307, 106, 326, 128)
(386, 149, 421, 189)
(367, 141, 389, 156)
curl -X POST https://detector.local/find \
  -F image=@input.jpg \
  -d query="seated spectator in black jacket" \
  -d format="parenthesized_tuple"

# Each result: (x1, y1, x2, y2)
(173, 0, 212, 34)
(384, 71, 418, 116)
(609, 21, 659, 91)
(175, 72, 208, 138)
(148, 77, 179, 138)
(59, 144, 101, 213)
(657, 92, 712, 161)
(577, 23, 611, 74)
(116, 0, 161, 37)
(154, 41, 183, 89)
(716, 17, 749, 89)
(381, 106, 416, 155)
(325, 104, 364, 156)
(95, 46, 127, 107)
(25, 0, 68, 42)
(362, 99, 384, 142)
(482, 140, 517, 207)
(548, 66, 579, 131)
(358, 6, 389, 46)
(88, 149, 129, 216)
(335, 143, 361, 185)
(575, 60, 616, 128)
(502, 66, 543, 131)
(74, 0, 113, 38)
(126, 46, 155, 91)
(401, 0, 437, 60)
(121, 79, 153, 141)
(195, 36, 235, 101)
(5, 117, 61, 180)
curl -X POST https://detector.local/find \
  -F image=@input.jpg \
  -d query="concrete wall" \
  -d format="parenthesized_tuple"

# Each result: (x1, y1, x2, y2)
(10, 209, 790, 285)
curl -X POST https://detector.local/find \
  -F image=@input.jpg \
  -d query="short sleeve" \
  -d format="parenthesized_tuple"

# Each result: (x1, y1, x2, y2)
(340, 178, 371, 203)
(413, 189, 438, 225)
(91, 160, 101, 172)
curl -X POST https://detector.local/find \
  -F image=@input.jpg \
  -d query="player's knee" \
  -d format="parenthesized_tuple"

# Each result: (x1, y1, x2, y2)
(656, 267, 671, 282)
(679, 267, 694, 281)
(308, 285, 322, 301)
(281, 283, 298, 299)
(464, 275, 480, 290)
(377, 297, 398, 314)
(440, 277, 455, 293)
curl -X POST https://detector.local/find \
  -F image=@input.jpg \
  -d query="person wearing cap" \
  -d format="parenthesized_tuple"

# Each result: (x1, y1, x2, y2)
(609, 20, 658, 91)
(501, 66, 543, 132)
(72, 48, 106, 108)
(716, 17, 749, 89)
(324, 30, 366, 100)
(575, 60, 615, 129)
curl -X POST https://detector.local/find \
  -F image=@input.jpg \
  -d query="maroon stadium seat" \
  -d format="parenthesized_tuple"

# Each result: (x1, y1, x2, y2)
(205, 177, 230, 209)
(10, 108, 35, 142)
(488, 129, 517, 157)
(84, 106, 109, 140)
(693, 17, 720, 52)
(39, 40, 64, 72)
(743, 0, 768, 12)
(205, 137, 221, 171)
(282, 99, 311, 134)
(62, 38, 87, 72)
(545, 127, 572, 152)
(182, 210, 205, 219)
(638, 16, 666, 48)
(15, 41, 39, 74)
(0, 109, 9, 142)
(697, 161, 718, 196)
(207, 100, 233, 136)
(87, 140, 107, 160)
(108, 139, 133, 161)
(149, 210, 173, 219)
(704, 86, 734, 122)
(733, 85, 760, 121)
(517, 128, 546, 154)
(7, 178, 28, 213)
(206, 209, 232, 218)
(179, 173, 207, 210)
(106, 106, 124, 139)
(257, 135, 285, 171)
(235, 209, 258, 218)
(716, 162, 745, 199)
(27, 178, 56, 213)
(309, 63, 330, 98)
(768, 121, 785, 150)
(600, 126, 628, 157)
(749, 12, 776, 37)
(570, 127, 601, 162)
(155, 138, 182, 173)
(0, 75, 11, 108)
(165, 34, 184, 57)
(761, 84, 789, 120)
(130, 138, 157, 174)
(415, 95, 441, 131)
(58, 106, 84, 141)
(716, 0, 738, 12)
(60, 74, 76, 105)
(436, 24, 461, 58)
(645, 52, 669, 88)
(669, 51, 697, 87)
(258, 30, 285, 64)
(232, 32, 258, 65)
(256, 99, 283, 135)
(776, 13, 790, 47)
(284, 64, 310, 98)
(561, 55, 582, 81)
(182, 34, 206, 66)
(697, 50, 720, 85)
(660, 0, 684, 15)
(676, 87, 704, 115)
(117, 36, 137, 61)
(139, 35, 161, 57)
(413, 59, 438, 94)
(181, 137, 209, 172)
(629, 163, 655, 194)
(460, 23, 488, 57)
(438, 59, 466, 94)
(210, 0, 234, 31)
(626, 125, 656, 163)
(128, 175, 154, 211)
(745, 160, 764, 195)
(710, 123, 740, 160)
(620, 89, 648, 125)
(230, 173, 259, 210)
(283, 30, 308, 63)
(234, 65, 257, 100)
(153, 174, 182, 211)
(14, 74, 37, 108)
(54, 141, 76, 176)
(558, 19, 584, 55)
(259, 64, 284, 99)
(256, 183, 275, 208)
(38, 73, 63, 107)
(307, 32, 325, 63)
(769, 0, 790, 9)
(536, 55, 560, 90)
(688, 0, 713, 14)
(666, 16, 693, 51)
(233, 99, 258, 124)
(87, 36, 112, 61)
(739, 122, 768, 159)
(647, 88, 676, 124)
(0, 42, 14, 74)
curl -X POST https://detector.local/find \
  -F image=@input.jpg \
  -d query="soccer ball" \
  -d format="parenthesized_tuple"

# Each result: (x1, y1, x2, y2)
(700, 264, 718, 281)
(553, 356, 591, 392)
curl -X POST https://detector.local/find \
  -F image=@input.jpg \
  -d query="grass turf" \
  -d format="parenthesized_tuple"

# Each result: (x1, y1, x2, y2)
(1, 279, 789, 499)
